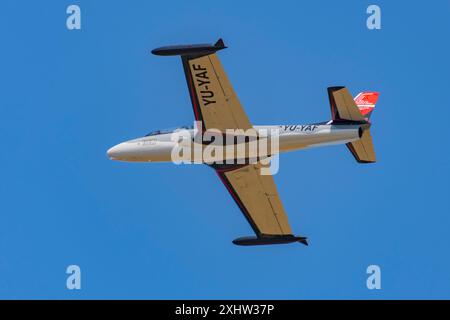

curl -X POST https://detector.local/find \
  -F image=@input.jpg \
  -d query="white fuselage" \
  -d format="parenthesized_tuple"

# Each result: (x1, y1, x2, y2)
(107, 123, 362, 163)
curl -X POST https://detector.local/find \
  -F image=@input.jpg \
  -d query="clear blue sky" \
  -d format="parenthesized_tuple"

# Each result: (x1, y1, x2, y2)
(1, 1, 449, 299)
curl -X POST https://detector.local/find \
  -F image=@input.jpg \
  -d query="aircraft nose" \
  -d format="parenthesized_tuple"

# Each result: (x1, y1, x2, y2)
(107, 143, 125, 160)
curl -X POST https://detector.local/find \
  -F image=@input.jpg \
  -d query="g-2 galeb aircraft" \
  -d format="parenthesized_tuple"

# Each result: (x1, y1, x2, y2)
(107, 39, 379, 246)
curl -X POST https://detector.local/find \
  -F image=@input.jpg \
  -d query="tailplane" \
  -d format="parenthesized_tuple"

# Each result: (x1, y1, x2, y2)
(346, 128, 376, 163)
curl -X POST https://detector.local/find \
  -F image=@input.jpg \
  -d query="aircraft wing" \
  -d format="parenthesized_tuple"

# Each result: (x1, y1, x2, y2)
(216, 163, 308, 246)
(152, 39, 307, 245)
(153, 39, 253, 132)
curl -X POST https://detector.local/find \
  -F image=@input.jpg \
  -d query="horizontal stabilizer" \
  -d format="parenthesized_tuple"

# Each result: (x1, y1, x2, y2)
(328, 86, 365, 122)
(346, 128, 376, 163)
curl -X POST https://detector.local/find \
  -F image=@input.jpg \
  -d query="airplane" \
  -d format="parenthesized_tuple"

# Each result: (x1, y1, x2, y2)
(107, 39, 379, 246)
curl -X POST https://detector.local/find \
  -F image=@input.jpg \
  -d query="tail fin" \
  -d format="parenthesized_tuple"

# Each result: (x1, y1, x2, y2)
(353, 92, 379, 120)
(327, 87, 378, 163)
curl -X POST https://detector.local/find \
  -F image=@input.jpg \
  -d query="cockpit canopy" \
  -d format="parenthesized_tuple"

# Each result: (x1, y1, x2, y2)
(145, 125, 194, 137)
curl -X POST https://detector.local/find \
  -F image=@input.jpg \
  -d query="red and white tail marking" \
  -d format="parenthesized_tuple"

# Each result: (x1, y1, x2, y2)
(354, 92, 379, 118)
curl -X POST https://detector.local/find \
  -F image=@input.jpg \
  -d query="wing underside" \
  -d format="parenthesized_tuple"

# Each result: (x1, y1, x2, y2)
(216, 164, 307, 245)
(216, 164, 292, 234)
(181, 49, 253, 132)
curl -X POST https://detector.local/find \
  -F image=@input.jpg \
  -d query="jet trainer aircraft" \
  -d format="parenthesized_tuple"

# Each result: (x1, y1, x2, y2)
(107, 39, 379, 246)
